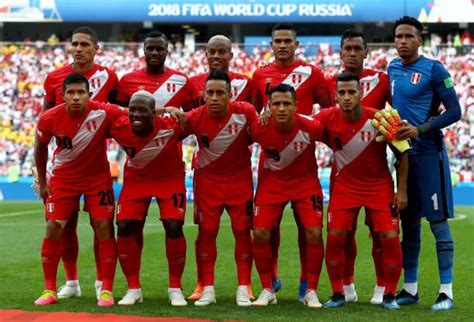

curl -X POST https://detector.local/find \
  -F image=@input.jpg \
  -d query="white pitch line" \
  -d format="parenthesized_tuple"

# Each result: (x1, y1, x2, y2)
(0, 210, 42, 218)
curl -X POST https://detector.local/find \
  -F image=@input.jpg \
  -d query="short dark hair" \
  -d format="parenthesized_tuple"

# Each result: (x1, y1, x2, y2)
(63, 73, 89, 93)
(268, 83, 297, 102)
(336, 71, 360, 85)
(144, 31, 168, 44)
(271, 23, 297, 38)
(394, 16, 423, 35)
(340, 29, 367, 49)
(72, 26, 98, 44)
(206, 69, 231, 90)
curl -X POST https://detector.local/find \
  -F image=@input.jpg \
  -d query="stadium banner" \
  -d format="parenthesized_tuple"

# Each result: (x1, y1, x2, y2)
(1, 181, 474, 205)
(1, 0, 473, 23)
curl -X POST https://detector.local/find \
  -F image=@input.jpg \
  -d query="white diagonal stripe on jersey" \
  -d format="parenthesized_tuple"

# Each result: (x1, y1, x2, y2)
(334, 119, 376, 173)
(89, 69, 110, 100)
(126, 129, 175, 169)
(153, 74, 187, 107)
(194, 113, 247, 169)
(263, 130, 311, 171)
(360, 73, 380, 99)
(53, 110, 106, 169)
(230, 79, 248, 101)
(281, 65, 312, 91)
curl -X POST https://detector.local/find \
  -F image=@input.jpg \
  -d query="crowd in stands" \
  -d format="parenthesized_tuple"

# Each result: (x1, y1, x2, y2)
(0, 41, 472, 182)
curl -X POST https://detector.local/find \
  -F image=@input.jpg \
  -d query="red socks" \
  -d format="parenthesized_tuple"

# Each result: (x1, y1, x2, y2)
(41, 237, 61, 291)
(253, 239, 273, 290)
(233, 229, 253, 285)
(269, 225, 280, 280)
(166, 237, 186, 288)
(61, 224, 78, 281)
(306, 241, 324, 291)
(372, 234, 385, 286)
(325, 233, 346, 293)
(343, 232, 357, 285)
(98, 239, 117, 292)
(117, 235, 141, 289)
(197, 229, 218, 286)
(381, 236, 402, 295)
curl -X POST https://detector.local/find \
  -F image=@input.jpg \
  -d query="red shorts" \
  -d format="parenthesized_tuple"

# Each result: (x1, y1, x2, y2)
(254, 175, 323, 230)
(45, 176, 114, 221)
(328, 188, 398, 232)
(117, 174, 186, 222)
(193, 170, 253, 231)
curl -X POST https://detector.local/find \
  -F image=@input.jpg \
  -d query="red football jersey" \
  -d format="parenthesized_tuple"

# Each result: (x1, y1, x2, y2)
(326, 68, 391, 110)
(189, 71, 253, 108)
(250, 114, 324, 180)
(109, 115, 184, 182)
(36, 101, 126, 182)
(252, 60, 330, 115)
(44, 64, 118, 105)
(313, 106, 393, 194)
(116, 67, 193, 110)
(184, 101, 257, 178)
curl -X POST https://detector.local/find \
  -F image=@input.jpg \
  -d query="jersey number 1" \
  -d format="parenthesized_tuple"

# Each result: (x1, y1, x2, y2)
(431, 193, 439, 211)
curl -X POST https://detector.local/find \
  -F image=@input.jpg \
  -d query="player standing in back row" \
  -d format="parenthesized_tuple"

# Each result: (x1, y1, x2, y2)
(388, 16, 461, 310)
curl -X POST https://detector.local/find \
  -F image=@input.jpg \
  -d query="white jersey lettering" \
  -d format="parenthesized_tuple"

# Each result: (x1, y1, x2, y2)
(153, 74, 187, 107)
(89, 69, 110, 100)
(194, 113, 247, 169)
(282, 66, 312, 91)
(126, 129, 175, 169)
(334, 119, 376, 173)
(53, 110, 106, 169)
(263, 130, 311, 171)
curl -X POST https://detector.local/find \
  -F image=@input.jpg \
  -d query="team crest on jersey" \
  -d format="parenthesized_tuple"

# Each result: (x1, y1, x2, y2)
(360, 82, 371, 96)
(411, 73, 422, 84)
(166, 82, 177, 93)
(231, 86, 238, 99)
(292, 74, 303, 84)
(86, 120, 98, 132)
(228, 123, 239, 135)
(89, 78, 102, 90)
(360, 131, 372, 142)
(294, 141, 305, 152)
(46, 202, 54, 213)
(154, 137, 166, 147)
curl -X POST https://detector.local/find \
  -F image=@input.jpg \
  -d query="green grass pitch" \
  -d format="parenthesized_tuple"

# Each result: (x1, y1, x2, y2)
(1, 201, 473, 321)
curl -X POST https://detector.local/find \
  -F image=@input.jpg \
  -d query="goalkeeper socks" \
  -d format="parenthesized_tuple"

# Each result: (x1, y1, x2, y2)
(403, 282, 418, 296)
(117, 235, 141, 289)
(439, 283, 453, 299)
(401, 220, 421, 283)
(253, 240, 273, 290)
(61, 215, 79, 281)
(98, 238, 117, 292)
(325, 233, 346, 293)
(381, 236, 402, 296)
(430, 220, 454, 284)
(297, 222, 308, 282)
(343, 231, 357, 285)
(197, 229, 218, 286)
(41, 237, 61, 291)
(166, 237, 186, 288)
(269, 225, 281, 280)
(233, 229, 253, 286)
(93, 233, 102, 282)
(306, 241, 324, 291)
(372, 233, 385, 287)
